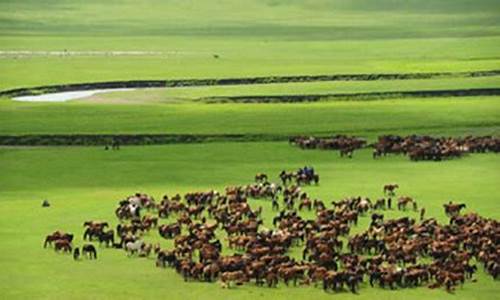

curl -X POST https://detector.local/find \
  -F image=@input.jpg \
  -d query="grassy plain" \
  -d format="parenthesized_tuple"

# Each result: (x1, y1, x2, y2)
(0, 0, 499, 90)
(1, 1, 499, 299)
(0, 143, 499, 300)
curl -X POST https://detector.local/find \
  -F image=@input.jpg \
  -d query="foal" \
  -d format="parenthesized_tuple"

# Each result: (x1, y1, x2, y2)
(82, 244, 97, 259)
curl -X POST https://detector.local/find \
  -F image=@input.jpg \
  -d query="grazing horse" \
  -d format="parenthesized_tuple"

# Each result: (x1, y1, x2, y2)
(125, 240, 144, 256)
(44, 232, 73, 248)
(486, 262, 500, 279)
(203, 262, 220, 282)
(298, 198, 312, 211)
(279, 171, 294, 185)
(444, 203, 466, 216)
(255, 173, 268, 183)
(156, 250, 177, 268)
(159, 223, 181, 239)
(383, 184, 399, 196)
(139, 243, 153, 257)
(83, 221, 108, 241)
(220, 271, 248, 288)
(374, 198, 386, 210)
(83, 221, 108, 228)
(82, 244, 97, 259)
(265, 271, 279, 287)
(397, 196, 414, 211)
(340, 146, 355, 158)
(98, 230, 115, 247)
(54, 240, 72, 253)
(73, 248, 80, 260)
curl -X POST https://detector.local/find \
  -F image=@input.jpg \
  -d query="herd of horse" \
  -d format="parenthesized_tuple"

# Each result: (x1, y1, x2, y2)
(43, 231, 97, 260)
(43, 169, 499, 293)
(290, 134, 500, 161)
(290, 135, 367, 158)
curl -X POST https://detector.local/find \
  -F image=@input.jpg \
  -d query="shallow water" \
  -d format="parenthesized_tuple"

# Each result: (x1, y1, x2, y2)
(12, 88, 135, 102)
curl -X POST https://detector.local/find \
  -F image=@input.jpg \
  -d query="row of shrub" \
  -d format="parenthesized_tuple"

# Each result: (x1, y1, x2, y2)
(0, 134, 289, 146)
(203, 88, 500, 103)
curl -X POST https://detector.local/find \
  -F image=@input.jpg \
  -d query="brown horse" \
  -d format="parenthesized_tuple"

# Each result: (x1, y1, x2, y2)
(220, 271, 248, 288)
(255, 173, 268, 183)
(397, 196, 414, 211)
(159, 223, 181, 239)
(444, 203, 466, 216)
(279, 171, 294, 185)
(265, 271, 279, 287)
(54, 240, 72, 253)
(383, 184, 399, 196)
(203, 262, 220, 282)
(299, 198, 312, 211)
(374, 198, 386, 210)
(44, 231, 73, 248)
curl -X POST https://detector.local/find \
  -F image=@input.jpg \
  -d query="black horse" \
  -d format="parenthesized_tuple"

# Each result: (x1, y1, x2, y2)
(82, 244, 97, 259)
(98, 230, 114, 247)
(73, 248, 80, 260)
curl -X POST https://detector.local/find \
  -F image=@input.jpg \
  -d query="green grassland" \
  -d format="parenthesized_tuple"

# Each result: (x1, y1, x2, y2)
(0, 97, 499, 299)
(80, 76, 500, 103)
(0, 143, 499, 300)
(1, 0, 500, 299)
(1, 0, 500, 90)
(1, 97, 499, 137)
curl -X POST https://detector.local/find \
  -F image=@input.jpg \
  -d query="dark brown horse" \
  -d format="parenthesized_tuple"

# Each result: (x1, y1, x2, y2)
(444, 203, 466, 216)
(54, 240, 72, 253)
(255, 173, 268, 183)
(44, 231, 73, 248)
(98, 230, 114, 247)
(82, 244, 97, 259)
(383, 184, 399, 196)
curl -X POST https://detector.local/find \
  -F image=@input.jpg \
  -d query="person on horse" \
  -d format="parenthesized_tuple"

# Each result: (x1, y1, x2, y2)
(308, 166, 315, 177)
(303, 166, 311, 179)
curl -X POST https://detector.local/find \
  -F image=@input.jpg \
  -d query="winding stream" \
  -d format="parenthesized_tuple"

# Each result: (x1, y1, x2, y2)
(12, 88, 135, 102)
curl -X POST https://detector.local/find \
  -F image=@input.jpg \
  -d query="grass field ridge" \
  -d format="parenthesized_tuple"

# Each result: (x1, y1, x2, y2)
(1, 69, 499, 97)
(201, 87, 500, 103)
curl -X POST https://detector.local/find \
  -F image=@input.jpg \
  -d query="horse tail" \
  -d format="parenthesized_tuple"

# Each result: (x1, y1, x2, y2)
(43, 237, 48, 248)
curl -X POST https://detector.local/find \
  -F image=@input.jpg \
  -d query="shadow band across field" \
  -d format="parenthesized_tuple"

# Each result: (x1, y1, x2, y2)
(1, 69, 499, 97)
(201, 88, 500, 103)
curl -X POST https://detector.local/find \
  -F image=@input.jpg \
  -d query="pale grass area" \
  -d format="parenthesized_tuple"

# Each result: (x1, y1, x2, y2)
(77, 88, 188, 104)
(0, 50, 212, 59)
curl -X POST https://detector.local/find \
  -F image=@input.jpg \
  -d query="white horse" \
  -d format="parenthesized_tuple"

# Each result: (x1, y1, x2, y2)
(125, 240, 144, 256)
(128, 196, 142, 207)
(127, 203, 141, 218)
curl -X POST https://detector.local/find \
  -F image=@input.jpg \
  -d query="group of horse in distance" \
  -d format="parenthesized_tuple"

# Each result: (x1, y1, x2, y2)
(43, 230, 97, 260)
(43, 168, 499, 294)
(290, 134, 500, 161)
